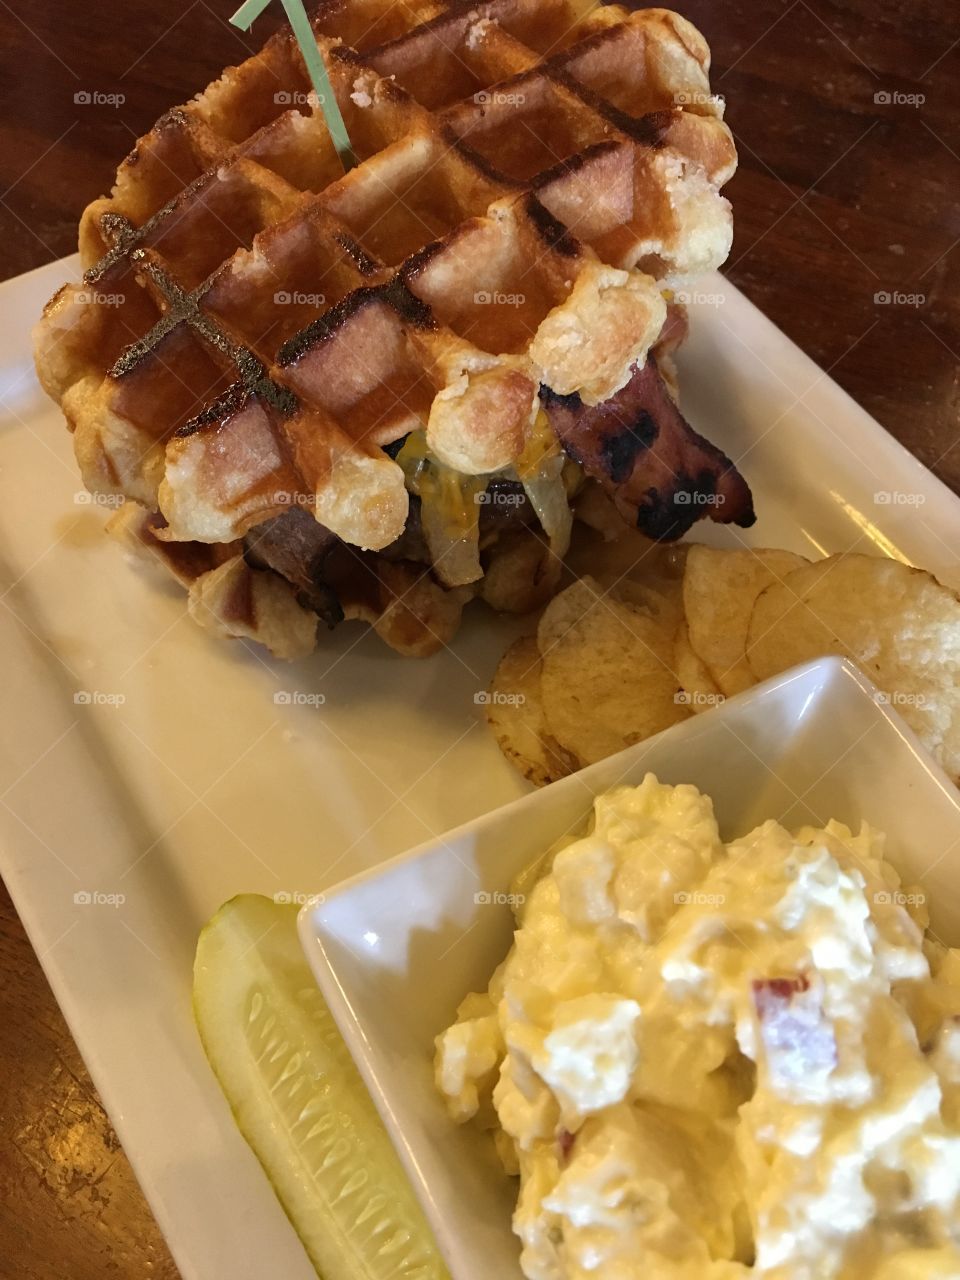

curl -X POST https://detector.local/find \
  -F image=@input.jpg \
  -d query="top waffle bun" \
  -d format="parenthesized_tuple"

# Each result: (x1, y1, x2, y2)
(34, 0, 736, 561)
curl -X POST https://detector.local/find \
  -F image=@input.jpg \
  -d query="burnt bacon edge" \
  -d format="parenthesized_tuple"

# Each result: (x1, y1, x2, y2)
(600, 406, 659, 483)
(540, 357, 755, 541)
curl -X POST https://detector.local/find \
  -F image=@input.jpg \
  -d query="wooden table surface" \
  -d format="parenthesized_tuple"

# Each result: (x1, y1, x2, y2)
(1, 0, 958, 1275)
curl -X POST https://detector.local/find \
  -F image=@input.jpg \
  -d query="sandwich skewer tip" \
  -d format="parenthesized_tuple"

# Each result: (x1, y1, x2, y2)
(230, 0, 356, 170)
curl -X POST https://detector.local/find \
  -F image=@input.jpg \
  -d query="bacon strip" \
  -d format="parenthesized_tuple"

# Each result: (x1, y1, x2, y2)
(542, 357, 755, 540)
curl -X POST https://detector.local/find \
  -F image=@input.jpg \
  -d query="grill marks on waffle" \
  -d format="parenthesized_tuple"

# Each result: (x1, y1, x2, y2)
(37, 0, 739, 556)
(402, 193, 581, 356)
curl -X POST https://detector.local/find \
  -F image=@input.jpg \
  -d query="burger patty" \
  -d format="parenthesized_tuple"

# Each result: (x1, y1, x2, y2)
(242, 481, 537, 627)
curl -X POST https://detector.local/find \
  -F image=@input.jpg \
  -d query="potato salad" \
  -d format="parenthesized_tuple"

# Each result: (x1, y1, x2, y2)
(435, 776, 960, 1278)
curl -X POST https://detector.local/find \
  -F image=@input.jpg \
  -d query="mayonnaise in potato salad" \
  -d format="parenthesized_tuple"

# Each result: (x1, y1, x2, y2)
(435, 776, 960, 1279)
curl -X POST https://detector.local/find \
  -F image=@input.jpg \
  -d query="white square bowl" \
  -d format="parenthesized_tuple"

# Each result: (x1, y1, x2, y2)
(299, 656, 960, 1280)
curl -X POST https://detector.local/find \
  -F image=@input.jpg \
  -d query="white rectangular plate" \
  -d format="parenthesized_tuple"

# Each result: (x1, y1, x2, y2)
(0, 255, 958, 1280)
(301, 657, 960, 1280)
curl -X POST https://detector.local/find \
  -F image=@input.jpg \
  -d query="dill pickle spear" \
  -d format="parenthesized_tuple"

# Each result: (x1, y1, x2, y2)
(193, 895, 449, 1280)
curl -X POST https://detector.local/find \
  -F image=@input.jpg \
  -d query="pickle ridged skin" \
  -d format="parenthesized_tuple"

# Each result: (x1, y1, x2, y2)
(193, 895, 450, 1280)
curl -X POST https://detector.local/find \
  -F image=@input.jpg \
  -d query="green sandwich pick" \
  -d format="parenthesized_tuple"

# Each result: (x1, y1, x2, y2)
(230, 0, 356, 169)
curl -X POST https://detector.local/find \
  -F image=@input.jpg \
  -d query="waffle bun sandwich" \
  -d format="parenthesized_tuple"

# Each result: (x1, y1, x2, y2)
(34, 0, 754, 659)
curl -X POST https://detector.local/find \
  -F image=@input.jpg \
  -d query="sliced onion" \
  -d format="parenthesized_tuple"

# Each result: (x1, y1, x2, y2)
(395, 432, 482, 587)
(418, 464, 485, 588)
(520, 452, 573, 558)
(394, 425, 571, 584)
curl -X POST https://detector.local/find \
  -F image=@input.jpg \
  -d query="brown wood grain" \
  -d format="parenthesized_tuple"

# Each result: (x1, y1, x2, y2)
(0, 0, 957, 1276)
